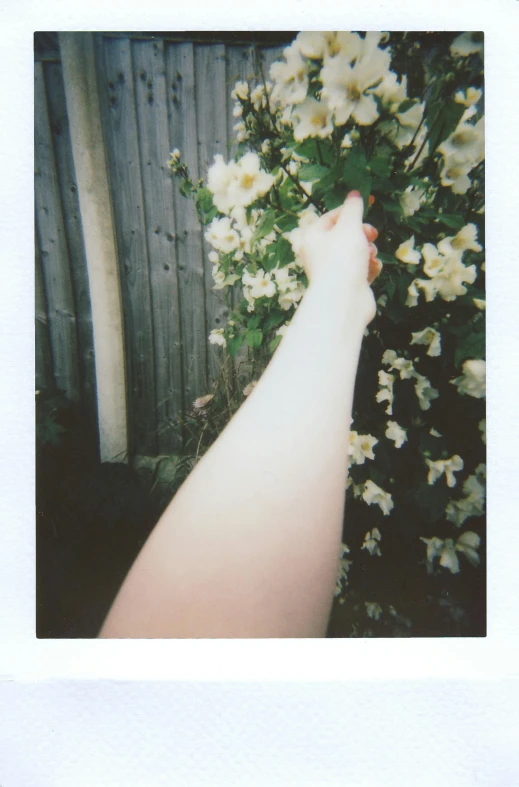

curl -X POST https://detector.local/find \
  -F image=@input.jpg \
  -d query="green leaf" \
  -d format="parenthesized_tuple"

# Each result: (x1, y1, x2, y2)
(263, 311, 286, 332)
(269, 335, 282, 352)
(248, 314, 261, 330)
(252, 210, 277, 245)
(298, 163, 330, 182)
(454, 330, 485, 366)
(222, 273, 240, 287)
(438, 213, 465, 231)
(196, 187, 214, 213)
(178, 179, 194, 199)
(412, 481, 450, 524)
(246, 328, 263, 349)
(227, 334, 244, 358)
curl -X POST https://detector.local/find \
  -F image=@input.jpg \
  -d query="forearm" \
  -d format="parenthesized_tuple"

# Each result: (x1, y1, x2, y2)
(100, 267, 370, 638)
(100, 194, 375, 638)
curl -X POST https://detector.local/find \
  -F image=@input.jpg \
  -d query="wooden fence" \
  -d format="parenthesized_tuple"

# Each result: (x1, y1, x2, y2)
(35, 32, 288, 458)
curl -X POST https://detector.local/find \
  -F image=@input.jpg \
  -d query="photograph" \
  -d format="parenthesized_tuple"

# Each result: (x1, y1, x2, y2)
(35, 30, 486, 639)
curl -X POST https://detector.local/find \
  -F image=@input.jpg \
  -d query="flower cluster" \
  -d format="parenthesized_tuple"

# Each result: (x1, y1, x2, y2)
(400, 224, 481, 307)
(170, 31, 485, 629)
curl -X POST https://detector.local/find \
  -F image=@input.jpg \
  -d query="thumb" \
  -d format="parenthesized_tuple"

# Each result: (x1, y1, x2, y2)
(334, 190, 364, 234)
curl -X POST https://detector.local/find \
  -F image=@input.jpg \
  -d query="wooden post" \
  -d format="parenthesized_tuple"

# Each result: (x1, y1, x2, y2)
(58, 33, 128, 463)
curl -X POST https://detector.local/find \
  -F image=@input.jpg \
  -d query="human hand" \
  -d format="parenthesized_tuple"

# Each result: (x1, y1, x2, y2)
(300, 191, 383, 288)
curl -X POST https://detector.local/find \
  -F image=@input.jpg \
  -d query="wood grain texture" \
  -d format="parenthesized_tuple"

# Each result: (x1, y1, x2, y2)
(194, 44, 231, 383)
(166, 42, 209, 404)
(132, 38, 183, 452)
(34, 61, 80, 402)
(35, 231, 53, 392)
(44, 61, 97, 427)
(97, 35, 157, 455)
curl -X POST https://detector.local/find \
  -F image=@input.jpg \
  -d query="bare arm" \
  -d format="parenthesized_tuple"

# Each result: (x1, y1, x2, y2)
(100, 192, 380, 638)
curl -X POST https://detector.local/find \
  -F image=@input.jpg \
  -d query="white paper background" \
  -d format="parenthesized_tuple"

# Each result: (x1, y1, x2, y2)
(1, 0, 518, 782)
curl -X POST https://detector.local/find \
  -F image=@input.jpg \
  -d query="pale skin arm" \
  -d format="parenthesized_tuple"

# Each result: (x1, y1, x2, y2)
(100, 192, 382, 638)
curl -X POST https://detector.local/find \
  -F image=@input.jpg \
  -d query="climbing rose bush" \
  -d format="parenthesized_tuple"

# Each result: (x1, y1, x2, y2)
(170, 31, 485, 635)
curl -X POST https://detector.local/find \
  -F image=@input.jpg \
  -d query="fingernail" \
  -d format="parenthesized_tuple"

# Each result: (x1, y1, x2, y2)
(348, 190, 361, 198)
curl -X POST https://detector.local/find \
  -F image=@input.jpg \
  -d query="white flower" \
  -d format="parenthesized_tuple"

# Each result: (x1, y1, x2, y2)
(426, 454, 464, 487)
(438, 117, 485, 194)
(365, 601, 383, 621)
(473, 298, 486, 310)
(455, 87, 482, 107)
(385, 421, 407, 448)
(400, 185, 426, 217)
(396, 236, 421, 265)
(231, 81, 249, 101)
(211, 265, 226, 289)
(270, 44, 309, 106)
(278, 284, 306, 311)
(438, 224, 482, 257)
(348, 431, 378, 465)
(439, 118, 485, 167)
(393, 102, 425, 149)
(421, 531, 481, 574)
(451, 359, 486, 399)
(363, 481, 394, 516)
(276, 324, 289, 338)
(232, 152, 276, 209)
(291, 97, 334, 141)
(390, 359, 415, 380)
(205, 216, 240, 254)
(382, 349, 415, 379)
(450, 32, 483, 58)
(341, 132, 353, 149)
(446, 465, 486, 527)
(374, 71, 407, 112)
(320, 33, 391, 126)
(414, 373, 439, 411)
(169, 148, 181, 163)
(242, 268, 276, 300)
(209, 328, 226, 347)
(455, 531, 481, 567)
(410, 327, 442, 357)
(376, 370, 395, 415)
(297, 31, 362, 62)
(335, 542, 353, 596)
(362, 527, 383, 556)
(440, 156, 473, 194)
(207, 153, 275, 215)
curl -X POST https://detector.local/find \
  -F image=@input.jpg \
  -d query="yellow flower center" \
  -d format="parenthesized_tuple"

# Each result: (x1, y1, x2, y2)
(346, 85, 362, 102)
(240, 173, 256, 189)
(311, 113, 327, 129)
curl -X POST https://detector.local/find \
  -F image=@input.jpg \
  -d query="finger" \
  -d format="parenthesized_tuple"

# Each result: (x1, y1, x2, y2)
(368, 242, 378, 258)
(368, 256, 383, 284)
(363, 223, 378, 242)
(318, 205, 343, 231)
(334, 190, 364, 232)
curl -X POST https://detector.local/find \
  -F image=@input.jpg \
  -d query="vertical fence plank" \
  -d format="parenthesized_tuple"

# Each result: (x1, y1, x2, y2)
(59, 32, 128, 463)
(259, 44, 286, 78)
(44, 61, 97, 429)
(132, 39, 184, 453)
(166, 42, 209, 405)
(34, 61, 80, 402)
(97, 35, 157, 456)
(194, 44, 231, 383)
(35, 232, 53, 392)
(225, 44, 255, 160)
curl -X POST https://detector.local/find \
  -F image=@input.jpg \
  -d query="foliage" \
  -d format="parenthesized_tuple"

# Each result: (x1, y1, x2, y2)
(169, 31, 485, 635)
